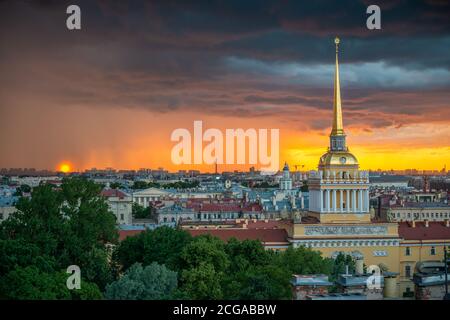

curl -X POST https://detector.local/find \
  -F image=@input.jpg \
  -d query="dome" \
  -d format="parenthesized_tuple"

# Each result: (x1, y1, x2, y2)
(318, 151, 358, 167)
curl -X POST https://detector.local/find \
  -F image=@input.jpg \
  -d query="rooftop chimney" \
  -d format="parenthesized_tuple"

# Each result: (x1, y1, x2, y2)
(425, 219, 429, 228)
(446, 219, 449, 227)
(355, 259, 364, 275)
(412, 220, 416, 228)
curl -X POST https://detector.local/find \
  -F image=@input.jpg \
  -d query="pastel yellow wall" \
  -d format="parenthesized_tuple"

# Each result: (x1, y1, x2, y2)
(319, 213, 371, 223)
(398, 241, 447, 295)
(315, 246, 400, 274)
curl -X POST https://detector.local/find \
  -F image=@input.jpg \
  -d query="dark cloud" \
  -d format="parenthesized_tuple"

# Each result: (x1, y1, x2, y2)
(0, 0, 449, 130)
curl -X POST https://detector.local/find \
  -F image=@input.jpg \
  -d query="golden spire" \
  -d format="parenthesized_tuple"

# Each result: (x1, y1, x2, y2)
(331, 36, 344, 136)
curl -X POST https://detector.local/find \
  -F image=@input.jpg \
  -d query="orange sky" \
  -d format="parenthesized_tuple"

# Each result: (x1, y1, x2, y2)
(1, 2, 449, 173)
(2, 104, 448, 173)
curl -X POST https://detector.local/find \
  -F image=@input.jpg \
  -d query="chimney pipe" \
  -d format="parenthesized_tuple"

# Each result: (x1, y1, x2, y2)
(355, 259, 364, 275)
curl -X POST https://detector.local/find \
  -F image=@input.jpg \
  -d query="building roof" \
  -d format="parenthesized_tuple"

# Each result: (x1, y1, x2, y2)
(186, 202, 262, 213)
(187, 228, 289, 244)
(291, 274, 333, 286)
(390, 202, 449, 209)
(100, 189, 129, 198)
(398, 221, 450, 240)
(370, 175, 410, 183)
(118, 229, 144, 241)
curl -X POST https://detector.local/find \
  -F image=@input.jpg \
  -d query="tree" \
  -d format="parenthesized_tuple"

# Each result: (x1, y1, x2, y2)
(330, 253, 356, 281)
(0, 239, 57, 275)
(180, 262, 223, 300)
(0, 266, 102, 300)
(104, 262, 177, 300)
(276, 246, 333, 275)
(132, 202, 153, 219)
(14, 184, 31, 196)
(114, 226, 192, 272)
(110, 182, 123, 189)
(224, 238, 270, 273)
(0, 177, 118, 291)
(132, 181, 149, 190)
(233, 265, 292, 300)
(0, 266, 70, 300)
(180, 235, 230, 272)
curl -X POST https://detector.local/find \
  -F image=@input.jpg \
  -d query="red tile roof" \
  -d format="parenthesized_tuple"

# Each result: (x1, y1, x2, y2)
(118, 230, 144, 241)
(100, 189, 128, 199)
(239, 219, 285, 229)
(398, 222, 450, 240)
(187, 228, 289, 244)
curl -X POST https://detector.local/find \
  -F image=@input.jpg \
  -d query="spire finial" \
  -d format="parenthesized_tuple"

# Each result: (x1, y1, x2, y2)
(335, 36, 340, 53)
(331, 36, 344, 136)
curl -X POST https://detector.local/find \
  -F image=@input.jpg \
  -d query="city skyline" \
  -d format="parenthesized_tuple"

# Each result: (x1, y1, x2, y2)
(1, 1, 449, 172)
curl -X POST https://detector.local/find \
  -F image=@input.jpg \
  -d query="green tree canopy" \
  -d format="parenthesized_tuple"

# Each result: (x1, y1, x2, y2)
(180, 235, 230, 272)
(0, 266, 102, 300)
(275, 246, 333, 275)
(0, 177, 118, 292)
(132, 202, 154, 219)
(180, 262, 223, 300)
(114, 226, 192, 272)
(104, 262, 177, 300)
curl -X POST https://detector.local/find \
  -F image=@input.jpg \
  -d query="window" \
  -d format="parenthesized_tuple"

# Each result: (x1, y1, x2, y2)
(120, 214, 124, 221)
(405, 247, 411, 256)
(405, 265, 411, 278)
(403, 287, 414, 298)
(430, 246, 436, 255)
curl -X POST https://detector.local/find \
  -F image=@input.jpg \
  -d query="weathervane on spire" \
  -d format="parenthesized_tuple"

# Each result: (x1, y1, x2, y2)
(335, 36, 340, 53)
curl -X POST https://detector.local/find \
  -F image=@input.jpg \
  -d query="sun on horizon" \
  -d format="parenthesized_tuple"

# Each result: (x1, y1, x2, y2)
(58, 162, 72, 173)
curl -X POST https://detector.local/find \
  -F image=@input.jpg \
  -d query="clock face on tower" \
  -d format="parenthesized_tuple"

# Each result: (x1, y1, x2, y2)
(339, 156, 347, 164)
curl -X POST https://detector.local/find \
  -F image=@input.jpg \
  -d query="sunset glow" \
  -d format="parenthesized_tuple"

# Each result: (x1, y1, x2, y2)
(58, 163, 72, 173)
(0, 1, 449, 173)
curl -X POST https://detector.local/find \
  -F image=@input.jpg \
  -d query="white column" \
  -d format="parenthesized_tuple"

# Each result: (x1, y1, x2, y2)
(346, 189, 350, 212)
(365, 190, 369, 212)
(332, 189, 336, 212)
(339, 190, 343, 212)
(319, 189, 323, 212)
(326, 189, 330, 212)
(358, 189, 363, 212)
(352, 190, 356, 212)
